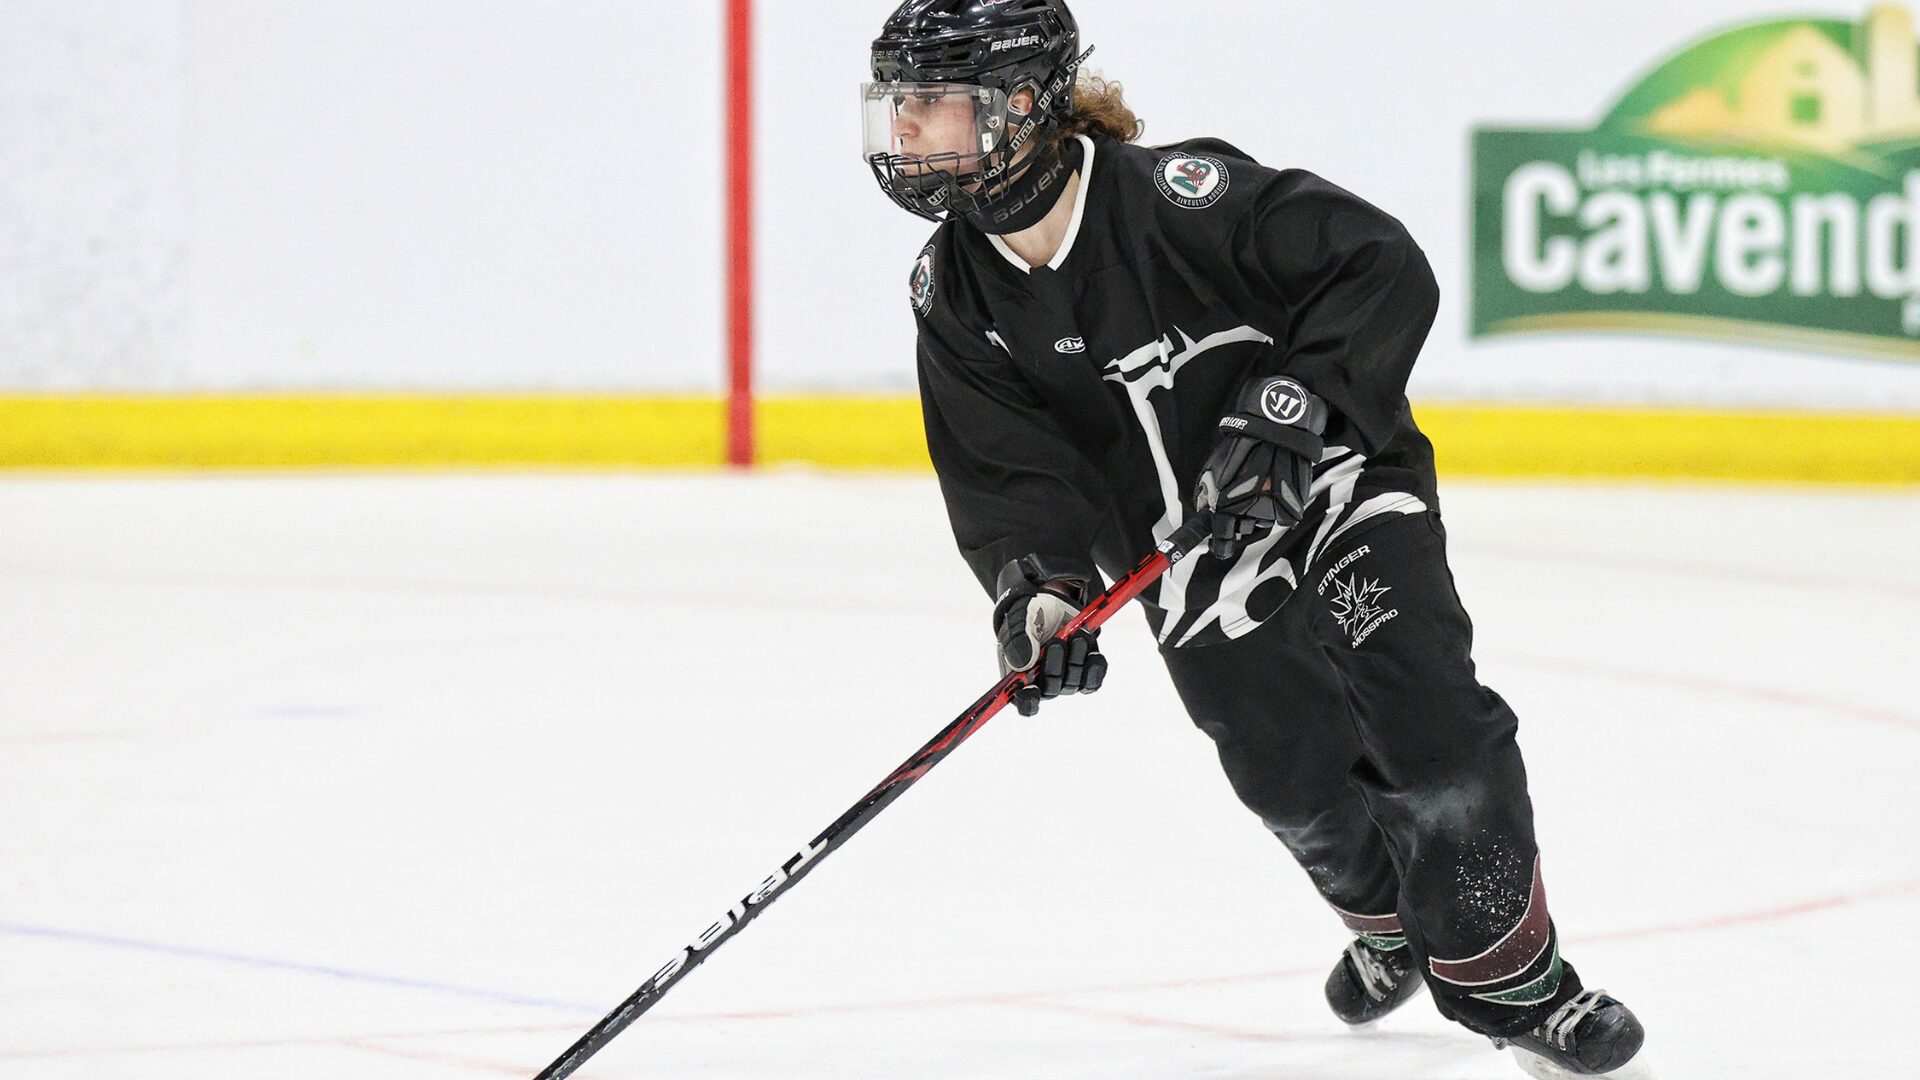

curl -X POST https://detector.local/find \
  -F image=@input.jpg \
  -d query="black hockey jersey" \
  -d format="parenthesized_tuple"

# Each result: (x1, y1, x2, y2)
(912, 133, 1443, 648)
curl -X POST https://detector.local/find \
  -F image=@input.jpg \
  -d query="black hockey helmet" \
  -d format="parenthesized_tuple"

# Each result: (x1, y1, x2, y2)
(862, 0, 1090, 225)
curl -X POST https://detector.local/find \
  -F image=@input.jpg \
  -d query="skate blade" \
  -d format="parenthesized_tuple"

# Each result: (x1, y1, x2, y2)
(1510, 1045, 1657, 1080)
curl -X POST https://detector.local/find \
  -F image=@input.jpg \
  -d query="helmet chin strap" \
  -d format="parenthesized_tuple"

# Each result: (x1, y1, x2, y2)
(963, 133, 1082, 236)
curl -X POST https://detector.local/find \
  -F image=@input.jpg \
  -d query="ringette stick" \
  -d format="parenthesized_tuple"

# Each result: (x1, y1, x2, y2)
(530, 515, 1213, 1079)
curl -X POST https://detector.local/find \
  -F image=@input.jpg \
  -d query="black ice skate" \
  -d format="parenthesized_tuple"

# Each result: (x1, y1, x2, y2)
(1492, 988, 1648, 1077)
(1325, 938, 1423, 1026)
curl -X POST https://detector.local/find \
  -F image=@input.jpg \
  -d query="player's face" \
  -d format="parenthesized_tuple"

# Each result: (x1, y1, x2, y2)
(889, 90, 980, 173)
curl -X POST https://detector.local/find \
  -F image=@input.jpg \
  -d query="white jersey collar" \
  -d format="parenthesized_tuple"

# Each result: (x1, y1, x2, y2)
(987, 134, 1096, 275)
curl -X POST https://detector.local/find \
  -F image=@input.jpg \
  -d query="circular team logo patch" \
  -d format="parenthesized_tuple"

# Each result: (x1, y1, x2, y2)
(909, 245, 936, 315)
(1260, 378, 1310, 425)
(1155, 154, 1229, 209)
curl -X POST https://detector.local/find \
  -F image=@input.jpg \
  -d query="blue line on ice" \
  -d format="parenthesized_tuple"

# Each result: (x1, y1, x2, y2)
(0, 919, 601, 1014)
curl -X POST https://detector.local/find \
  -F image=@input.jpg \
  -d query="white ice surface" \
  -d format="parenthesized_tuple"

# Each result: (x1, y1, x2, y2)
(2, 473, 1916, 1079)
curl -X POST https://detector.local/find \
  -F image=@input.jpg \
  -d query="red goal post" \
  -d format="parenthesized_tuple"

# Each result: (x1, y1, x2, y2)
(726, 0, 755, 467)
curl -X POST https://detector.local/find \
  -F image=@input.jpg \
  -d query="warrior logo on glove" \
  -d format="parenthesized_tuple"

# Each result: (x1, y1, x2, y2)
(1260, 378, 1311, 425)
(1194, 375, 1331, 559)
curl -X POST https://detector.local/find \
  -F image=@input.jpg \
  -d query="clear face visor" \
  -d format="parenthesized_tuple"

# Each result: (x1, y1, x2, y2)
(860, 81, 1017, 177)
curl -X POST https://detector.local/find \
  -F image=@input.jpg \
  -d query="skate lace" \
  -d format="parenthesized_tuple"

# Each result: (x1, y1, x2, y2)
(1537, 988, 1608, 1052)
(1347, 941, 1396, 1002)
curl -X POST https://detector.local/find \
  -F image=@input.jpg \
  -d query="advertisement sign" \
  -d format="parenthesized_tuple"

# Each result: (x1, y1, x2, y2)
(1473, 4, 1920, 361)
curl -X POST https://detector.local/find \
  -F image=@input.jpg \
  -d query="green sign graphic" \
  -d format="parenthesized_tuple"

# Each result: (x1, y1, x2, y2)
(1472, 4, 1920, 360)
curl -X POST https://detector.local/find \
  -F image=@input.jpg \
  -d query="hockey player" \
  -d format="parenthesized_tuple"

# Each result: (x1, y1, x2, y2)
(861, 2, 1647, 1077)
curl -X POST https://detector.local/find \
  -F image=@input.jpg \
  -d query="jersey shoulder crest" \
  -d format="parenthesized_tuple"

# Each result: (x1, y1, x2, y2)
(1130, 137, 1262, 211)
(909, 222, 967, 318)
(1148, 140, 1248, 210)
(908, 241, 937, 315)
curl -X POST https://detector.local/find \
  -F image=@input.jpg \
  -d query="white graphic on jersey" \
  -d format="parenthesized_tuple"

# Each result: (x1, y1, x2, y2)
(1103, 324, 1272, 394)
(1054, 336, 1086, 354)
(1099, 324, 1273, 642)
(1172, 444, 1367, 646)
(1170, 521, 1297, 646)
(1303, 490, 1428, 571)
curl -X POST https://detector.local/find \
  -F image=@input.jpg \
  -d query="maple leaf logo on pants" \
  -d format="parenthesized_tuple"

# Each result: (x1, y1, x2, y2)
(1330, 575, 1392, 636)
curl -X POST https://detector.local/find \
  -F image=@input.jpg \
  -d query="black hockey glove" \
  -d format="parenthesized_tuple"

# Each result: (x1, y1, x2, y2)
(1193, 375, 1330, 560)
(992, 555, 1107, 717)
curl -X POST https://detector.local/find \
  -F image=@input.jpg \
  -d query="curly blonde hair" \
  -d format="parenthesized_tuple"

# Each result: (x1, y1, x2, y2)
(1060, 73, 1144, 142)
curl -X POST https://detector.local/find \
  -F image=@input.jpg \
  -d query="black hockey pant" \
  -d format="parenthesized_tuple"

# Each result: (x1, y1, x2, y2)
(1161, 511, 1581, 1037)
